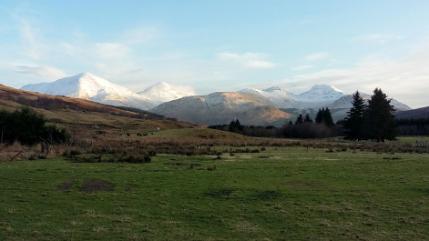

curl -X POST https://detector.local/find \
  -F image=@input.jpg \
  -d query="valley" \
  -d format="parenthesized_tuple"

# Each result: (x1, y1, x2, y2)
(1, 2, 429, 241)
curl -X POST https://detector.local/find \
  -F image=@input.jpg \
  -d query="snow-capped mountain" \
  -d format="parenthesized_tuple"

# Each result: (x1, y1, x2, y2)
(296, 84, 344, 102)
(138, 82, 195, 105)
(22, 72, 154, 110)
(239, 86, 298, 108)
(239, 84, 344, 108)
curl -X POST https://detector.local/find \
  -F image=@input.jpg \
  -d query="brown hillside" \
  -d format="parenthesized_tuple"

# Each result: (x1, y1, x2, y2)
(0, 84, 194, 144)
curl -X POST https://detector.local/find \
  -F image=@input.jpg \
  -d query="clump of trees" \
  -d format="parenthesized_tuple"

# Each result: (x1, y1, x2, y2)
(228, 119, 244, 132)
(282, 108, 339, 138)
(210, 108, 340, 139)
(0, 108, 70, 151)
(343, 89, 396, 141)
(315, 108, 334, 126)
(210, 120, 281, 138)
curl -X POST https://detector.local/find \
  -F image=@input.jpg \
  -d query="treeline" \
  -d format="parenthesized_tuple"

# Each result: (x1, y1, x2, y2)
(210, 108, 340, 139)
(396, 118, 429, 136)
(0, 108, 69, 150)
(282, 108, 339, 138)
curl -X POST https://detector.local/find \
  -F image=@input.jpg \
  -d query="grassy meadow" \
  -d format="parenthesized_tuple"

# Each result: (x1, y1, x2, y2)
(0, 147, 428, 241)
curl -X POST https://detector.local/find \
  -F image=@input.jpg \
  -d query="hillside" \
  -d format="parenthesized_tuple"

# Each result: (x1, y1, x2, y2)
(152, 92, 290, 126)
(396, 106, 429, 119)
(0, 84, 194, 143)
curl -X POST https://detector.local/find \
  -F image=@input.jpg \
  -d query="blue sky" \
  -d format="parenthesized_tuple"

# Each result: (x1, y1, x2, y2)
(0, 0, 429, 107)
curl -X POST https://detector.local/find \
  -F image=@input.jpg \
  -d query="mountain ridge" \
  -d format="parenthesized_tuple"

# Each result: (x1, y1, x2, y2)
(17, 72, 415, 125)
(22, 72, 154, 110)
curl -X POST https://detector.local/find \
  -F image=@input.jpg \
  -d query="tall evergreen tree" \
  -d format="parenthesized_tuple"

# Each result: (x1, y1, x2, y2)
(295, 114, 304, 125)
(344, 91, 366, 140)
(228, 119, 243, 132)
(315, 108, 334, 126)
(363, 88, 397, 141)
(304, 114, 313, 123)
(323, 108, 334, 126)
(315, 109, 323, 124)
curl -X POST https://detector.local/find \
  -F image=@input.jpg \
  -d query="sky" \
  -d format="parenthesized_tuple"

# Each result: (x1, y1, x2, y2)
(0, 0, 429, 107)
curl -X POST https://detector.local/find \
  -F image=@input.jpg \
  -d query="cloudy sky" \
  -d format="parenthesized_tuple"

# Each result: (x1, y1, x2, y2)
(0, 0, 429, 107)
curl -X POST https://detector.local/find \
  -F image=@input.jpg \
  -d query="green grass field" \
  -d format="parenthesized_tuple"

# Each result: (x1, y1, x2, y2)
(1, 147, 428, 241)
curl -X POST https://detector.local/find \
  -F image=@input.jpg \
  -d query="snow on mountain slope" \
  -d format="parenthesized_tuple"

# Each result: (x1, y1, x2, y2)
(239, 84, 344, 108)
(239, 86, 298, 108)
(22, 73, 154, 110)
(296, 84, 344, 102)
(138, 82, 195, 105)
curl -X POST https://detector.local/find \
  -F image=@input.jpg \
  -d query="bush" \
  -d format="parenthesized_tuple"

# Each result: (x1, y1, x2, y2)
(0, 108, 69, 146)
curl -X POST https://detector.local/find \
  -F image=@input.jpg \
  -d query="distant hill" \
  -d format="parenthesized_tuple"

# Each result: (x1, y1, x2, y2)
(152, 92, 290, 126)
(396, 106, 429, 120)
(1, 84, 160, 119)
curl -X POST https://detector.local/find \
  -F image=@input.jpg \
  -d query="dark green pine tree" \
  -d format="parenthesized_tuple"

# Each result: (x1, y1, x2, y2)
(344, 91, 366, 140)
(295, 114, 304, 125)
(315, 109, 323, 124)
(323, 108, 334, 127)
(315, 108, 334, 126)
(304, 114, 313, 123)
(363, 88, 397, 141)
(228, 119, 243, 132)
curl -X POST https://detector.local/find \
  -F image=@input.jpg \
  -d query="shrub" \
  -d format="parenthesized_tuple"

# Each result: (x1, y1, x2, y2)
(0, 108, 69, 147)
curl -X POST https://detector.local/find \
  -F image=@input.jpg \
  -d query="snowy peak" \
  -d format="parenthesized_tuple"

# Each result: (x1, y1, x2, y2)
(263, 86, 296, 98)
(138, 82, 195, 105)
(239, 86, 296, 108)
(297, 84, 344, 102)
(22, 73, 154, 110)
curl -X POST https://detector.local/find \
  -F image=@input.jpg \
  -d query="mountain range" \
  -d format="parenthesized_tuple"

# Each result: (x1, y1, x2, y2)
(22, 73, 195, 111)
(20, 72, 412, 126)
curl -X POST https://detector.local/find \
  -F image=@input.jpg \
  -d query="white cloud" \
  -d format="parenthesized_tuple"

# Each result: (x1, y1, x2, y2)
(291, 65, 313, 71)
(95, 42, 130, 60)
(123, 27, 159, 45)
(289, 46, 429, 108)
(14, 65, 66, 80)
(18, 19, 44, 60)
(304, 52, 331, 62)
(355, 33, 403, 45)
(217, 52, 276, 69)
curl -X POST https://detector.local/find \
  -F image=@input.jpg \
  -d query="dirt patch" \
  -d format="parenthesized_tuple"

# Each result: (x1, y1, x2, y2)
(205, 188, 235, 199)
(252, 190, 282, 201)
(58, 180, 74, 192)
(80, 179, 114, 193)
